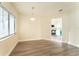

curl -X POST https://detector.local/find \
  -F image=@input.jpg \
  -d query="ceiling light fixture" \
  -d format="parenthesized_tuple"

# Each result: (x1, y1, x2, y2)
(30, 7, 36, 21)
(58, 9, 63, 12)
(30, 17, 36, 21)
(58, 9, 63, 17)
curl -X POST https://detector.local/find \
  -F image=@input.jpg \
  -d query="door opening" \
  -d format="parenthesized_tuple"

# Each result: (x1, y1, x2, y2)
(51, 17, 63, 42)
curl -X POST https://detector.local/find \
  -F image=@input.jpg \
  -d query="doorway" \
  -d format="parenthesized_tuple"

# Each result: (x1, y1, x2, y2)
(51, 17, 63, 42)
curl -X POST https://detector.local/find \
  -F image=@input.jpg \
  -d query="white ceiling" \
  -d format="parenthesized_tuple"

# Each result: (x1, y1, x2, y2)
(13, 2, 79, 17)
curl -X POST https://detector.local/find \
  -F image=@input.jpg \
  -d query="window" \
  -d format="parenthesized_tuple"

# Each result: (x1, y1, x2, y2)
(10, 15, 15, 34)
(0, 4, 15, 39)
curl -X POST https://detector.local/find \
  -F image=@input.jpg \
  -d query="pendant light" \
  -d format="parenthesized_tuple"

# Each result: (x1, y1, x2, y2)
(30, 7, 36, 21)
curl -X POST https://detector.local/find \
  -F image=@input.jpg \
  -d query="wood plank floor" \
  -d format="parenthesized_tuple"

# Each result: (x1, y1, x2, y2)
(10, 40, 79, 56)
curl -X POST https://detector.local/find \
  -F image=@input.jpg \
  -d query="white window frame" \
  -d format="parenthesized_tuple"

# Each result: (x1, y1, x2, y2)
(0, 3, 16, 40)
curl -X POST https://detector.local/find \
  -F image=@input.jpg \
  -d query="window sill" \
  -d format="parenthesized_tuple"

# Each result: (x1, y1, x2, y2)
(0, 33, 16, 42)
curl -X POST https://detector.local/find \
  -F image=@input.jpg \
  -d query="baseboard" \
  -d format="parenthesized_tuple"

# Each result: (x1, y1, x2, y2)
(7, 41, 18, 56)
(19, 38, 42, 42)
(68, 42, 79, 48)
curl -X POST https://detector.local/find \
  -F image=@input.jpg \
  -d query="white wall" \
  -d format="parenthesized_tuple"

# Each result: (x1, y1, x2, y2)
(63, 4, 79, 47)
(0, 3, 19, 56)
(62, 13, 70, 43)
(18, 14, 51, 41)
(18, 14, 42, 41)
(68, 10, 79, 47)
(40, 17, 51, 40)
